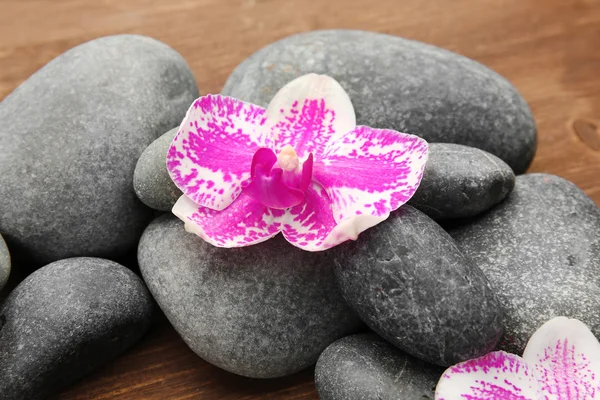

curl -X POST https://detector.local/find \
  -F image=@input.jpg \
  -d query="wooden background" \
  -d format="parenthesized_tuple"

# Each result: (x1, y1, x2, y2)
(1, 0, 599, 398)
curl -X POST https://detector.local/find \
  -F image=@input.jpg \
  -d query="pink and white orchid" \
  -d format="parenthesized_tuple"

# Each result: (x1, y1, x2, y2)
(435, 317, 600, 400)
(166, 73, 428, 251)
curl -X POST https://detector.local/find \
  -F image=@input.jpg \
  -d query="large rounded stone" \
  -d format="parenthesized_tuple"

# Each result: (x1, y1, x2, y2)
(0, 35, 199, 267)
(449, 173, 600, 354)
(0, 257, 154, 399)
(333, 206, 502, 366)
(138, 214, 362, 379)
(133, 127, 182, 211)
(222, 30, 536, 173)
(315, 334, 443, 400)
(0, 234, 10, 291)
(408, 143, 515, 219)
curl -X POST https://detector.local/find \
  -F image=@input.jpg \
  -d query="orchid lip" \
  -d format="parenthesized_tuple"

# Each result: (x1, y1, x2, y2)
(242, 147, 314, 210)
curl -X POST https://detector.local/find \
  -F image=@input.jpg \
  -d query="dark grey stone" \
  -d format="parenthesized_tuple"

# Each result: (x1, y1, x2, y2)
(0, 257, 154, 400)
(222, 29, 536, 173)
(133, 127, 182, 211)
(0, 234, 10, 291)
(315, 334, 443, 400)
(449, 173, 600, 354)
(409, 143, 515, 219)
(0, 35, 199, 267)
(333, 206, 502, 366)
(138, 214, 362, 378)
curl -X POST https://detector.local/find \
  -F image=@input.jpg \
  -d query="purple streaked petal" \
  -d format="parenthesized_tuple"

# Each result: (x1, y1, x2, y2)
(434, 351, 537, 400)
(281, 182, 386, 251)
(167, 95, 270, 211)
(523, 317, 600, 400)
(265, 74, 356, 159)
(172, 194, 282, 247)
(314, 126, 428, 222)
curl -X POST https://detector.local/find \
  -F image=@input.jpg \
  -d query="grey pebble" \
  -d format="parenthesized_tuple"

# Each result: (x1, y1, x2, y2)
(0, 257, 154, 400)
(315, 333, 443, 400)
(333, 205, 502, 366)
(409, 143, 515, 219)
(133, 127, 182, 211)
(138, 214, 363, 379)
(222, 29, 536, 173)
(449, 173, 600, 354)
(0, 34, 199, 267)
(0, 234, 10, 291)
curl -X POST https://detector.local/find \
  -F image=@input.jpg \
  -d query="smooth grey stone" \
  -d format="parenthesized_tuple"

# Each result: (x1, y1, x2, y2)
(315, 334, 443, 400)
(409, 143, 515, 219)
(333, 206, 502, 366)
(138, 214, 362, 378)
(0, 257, 154, 400)
(0, 35, 199, 267)
(222, 29, 536, 173)
(0, 234, 10, 291)
(449, 173, 600, 354)
(133, 127, 182, 211)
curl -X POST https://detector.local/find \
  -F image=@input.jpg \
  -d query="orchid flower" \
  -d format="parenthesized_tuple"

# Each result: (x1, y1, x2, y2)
(435, 317, 600, 400)
(166, 73, 428, 251)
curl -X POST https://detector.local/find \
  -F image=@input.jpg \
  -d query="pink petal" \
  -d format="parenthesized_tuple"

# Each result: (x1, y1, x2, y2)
(172, 194, 282, 248)
(434, 351, 537, 400)
(314, 126, 428, 222)
(167, 95, 270, 211)
(299, 153, 313, 192)
(243, 166, 305, 210)
(249, 147, 278, 179)
(265, 74, 356, 159)
(281, 182, 386, 251)
(523, 317, 600, 400)
(242, 148, 311, 209)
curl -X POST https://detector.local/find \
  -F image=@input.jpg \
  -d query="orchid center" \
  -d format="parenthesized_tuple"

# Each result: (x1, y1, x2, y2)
(242, 147, 314, 210)
(277, 145, 300, 172)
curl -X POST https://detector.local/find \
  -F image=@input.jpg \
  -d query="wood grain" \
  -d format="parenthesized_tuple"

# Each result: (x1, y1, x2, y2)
(1, 0, 599, 398)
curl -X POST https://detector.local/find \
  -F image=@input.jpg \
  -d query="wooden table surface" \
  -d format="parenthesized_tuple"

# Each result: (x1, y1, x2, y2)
(1, 0, 599, 398)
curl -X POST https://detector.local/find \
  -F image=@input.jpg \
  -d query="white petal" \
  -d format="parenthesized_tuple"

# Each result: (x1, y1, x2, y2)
(281, 182, 385, 251)
(434, 351, 537, 400)
(265, 73, 356, 159)
(167, 95, 270, 211)
(172, 194, 282, 248)
(523, 317, 600, 400)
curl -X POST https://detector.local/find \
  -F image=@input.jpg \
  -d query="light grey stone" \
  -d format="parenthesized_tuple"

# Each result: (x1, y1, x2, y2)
(0, 34, 199, 267)
(449, 173, 600, 354)
(138, 214, 363, 378)
(0, 234, 10, 291)
(0, 257, 154, 400)
(333, 206, 502, 366)
(222, 29, 536, 173)
(315, 334, 443, 400)
(409, 143, 515, 219)
(133, 127, 182, 211)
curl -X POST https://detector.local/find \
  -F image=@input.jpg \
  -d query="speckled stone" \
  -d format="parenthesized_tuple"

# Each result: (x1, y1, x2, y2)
(0, 35, 199, 267)
(0, 257, 154, 400)
(222, 30, 536, 173)
(138, 214, 363, 378)
(333, 206, 502, 366)
(408, 143, 515, 220)
(315, 334, 443, 400)
(449, 173, 600, 354)
(133, 127, 182, 211)
(0, 234, 10, 291)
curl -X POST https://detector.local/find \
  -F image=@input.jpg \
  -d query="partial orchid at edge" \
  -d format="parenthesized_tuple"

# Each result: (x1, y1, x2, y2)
(166, 73, 429, 251)
(435, 317, 600, 400)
